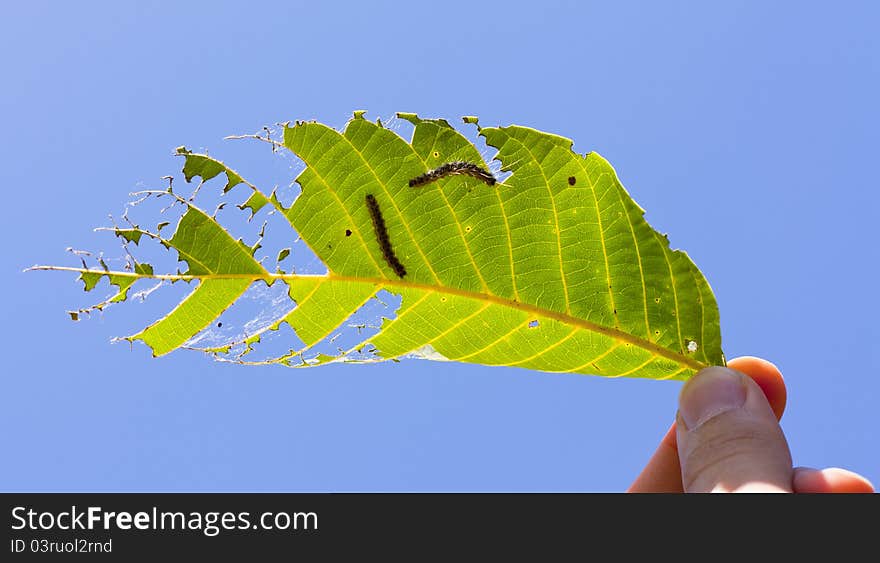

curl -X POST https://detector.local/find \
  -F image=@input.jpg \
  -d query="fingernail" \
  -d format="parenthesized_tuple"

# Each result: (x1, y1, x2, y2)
(679, 367, 747, 430)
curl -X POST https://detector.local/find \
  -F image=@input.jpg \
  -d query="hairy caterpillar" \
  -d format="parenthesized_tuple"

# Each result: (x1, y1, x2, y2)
(365, 194, 407, 278)
(408, 161, 496, 188)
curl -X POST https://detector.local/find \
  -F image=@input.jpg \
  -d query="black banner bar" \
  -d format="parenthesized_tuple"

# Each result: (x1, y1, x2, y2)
(1, 493, 872, 557)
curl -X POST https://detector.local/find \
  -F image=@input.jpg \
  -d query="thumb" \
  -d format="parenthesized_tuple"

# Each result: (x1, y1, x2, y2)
(676, 366, 793, 492)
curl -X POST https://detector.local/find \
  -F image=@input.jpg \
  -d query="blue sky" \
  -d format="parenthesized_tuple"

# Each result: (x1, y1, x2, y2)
(1, 1, 877, 491)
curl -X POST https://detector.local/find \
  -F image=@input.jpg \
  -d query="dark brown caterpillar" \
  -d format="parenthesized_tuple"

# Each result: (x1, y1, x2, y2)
(408, 161, 496, 188)
(365, 194, 407, 278)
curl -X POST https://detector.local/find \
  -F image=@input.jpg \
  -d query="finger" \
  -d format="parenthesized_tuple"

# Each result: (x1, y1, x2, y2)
(726, 356, 786, 420)
(627, 424, 682, 492)
(629, 356, 787, 492)
(793, 467, 875, 493)
(677, 366, 793, 492)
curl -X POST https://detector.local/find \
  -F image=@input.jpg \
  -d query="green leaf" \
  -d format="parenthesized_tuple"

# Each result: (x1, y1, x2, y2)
(177, 146, 244, 193)
(35, 112, 724, 380)
(127, 202, 270, 357)
(238, 191, 270, 218)
(115, 229, 143, 245)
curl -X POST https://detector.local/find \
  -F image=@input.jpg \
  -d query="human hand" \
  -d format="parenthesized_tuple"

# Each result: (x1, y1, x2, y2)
(628, 356, 874, 493)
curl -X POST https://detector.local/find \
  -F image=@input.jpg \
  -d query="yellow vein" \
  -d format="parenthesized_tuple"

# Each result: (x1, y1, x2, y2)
(505, 327, 579, 368)
(416, 128, 490, 292)
(607, 171, 651, 340)
(559, 341, 623, 374)
(333, 126, 443, 284)
(304, 290, 435, 365)
(656, 235, 685, 355)
(262, 288, 381, 364)
(610, 354, 659, 378)
(369, 291, 435, 342)
(448, 314, 523, 362)
(284, 127, 385, 277)
(270, 278, 342, 345)
(470, 133, 522, 302)
(505, 135, 571, 314)
(691, 267, 710, 365)
(383, 289, 434, 322)
(391, 301, 494, 362)
(495, 176, 520, 302)
(305, 290, 465, 364)
(658, 366, 689, 381)
(463, 126, 521, 302)
(576, 157, 619, 328)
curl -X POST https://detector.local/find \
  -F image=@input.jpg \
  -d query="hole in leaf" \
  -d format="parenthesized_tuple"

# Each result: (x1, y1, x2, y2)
(528, 319, 539, 328)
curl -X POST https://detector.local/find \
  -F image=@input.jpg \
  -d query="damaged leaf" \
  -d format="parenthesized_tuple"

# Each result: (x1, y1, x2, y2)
(33, 112, 724, 380)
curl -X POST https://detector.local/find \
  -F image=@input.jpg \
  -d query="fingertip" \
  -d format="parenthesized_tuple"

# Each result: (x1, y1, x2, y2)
(678, 367, 747, 430)
(727, 356, 787, 420)
(793, 467, 875, 493)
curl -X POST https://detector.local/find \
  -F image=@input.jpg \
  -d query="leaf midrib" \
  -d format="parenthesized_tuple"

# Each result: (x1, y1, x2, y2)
(35, 266, 706, 371)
